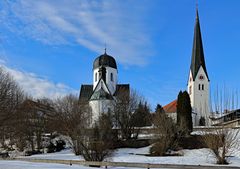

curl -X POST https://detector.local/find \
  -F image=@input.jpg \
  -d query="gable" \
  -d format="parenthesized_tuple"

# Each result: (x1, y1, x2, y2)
(89, 79, 113, 101)
(194, 66, 209, 82)
(94, 79, 111, 94)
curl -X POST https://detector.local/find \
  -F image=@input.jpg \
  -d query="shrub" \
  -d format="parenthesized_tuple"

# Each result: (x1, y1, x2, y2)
(202, 128, 240, 164)
(46, 142, 56, 153)
(150, 142, 168, 156)
(55, 140, 66, 152)
(46, 139, 66, 153)
(199, 117, 206, 126)
(151, 108, 178, 156)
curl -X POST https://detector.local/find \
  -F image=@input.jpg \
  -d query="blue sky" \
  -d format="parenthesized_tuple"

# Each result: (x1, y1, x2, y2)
(0, 0, 240, 109)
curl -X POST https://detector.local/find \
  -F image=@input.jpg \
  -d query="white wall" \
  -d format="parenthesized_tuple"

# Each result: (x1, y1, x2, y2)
(93, 69, 99, 89)
(105, 67, 118, 95)
(188, 66, 210, 126)
(89, 99, 114, 125)
(167, 113, 177, 123)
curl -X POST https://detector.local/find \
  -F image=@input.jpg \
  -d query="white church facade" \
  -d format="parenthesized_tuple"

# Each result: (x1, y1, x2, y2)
(79, 51, 129, 124)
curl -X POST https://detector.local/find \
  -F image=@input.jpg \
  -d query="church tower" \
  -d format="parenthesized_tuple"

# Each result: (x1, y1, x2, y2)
(187, 8, 210, 126)
(93, 50, 118, 95)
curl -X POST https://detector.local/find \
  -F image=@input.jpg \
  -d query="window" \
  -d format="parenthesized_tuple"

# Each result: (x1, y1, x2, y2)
(199, 84, 201, 90)
(202, 84, 204, 90)
(95, 73, 97, 82)
(199, 75, 204, 80)
(189, 86, 192, 95)
(110, 73, 113, 82)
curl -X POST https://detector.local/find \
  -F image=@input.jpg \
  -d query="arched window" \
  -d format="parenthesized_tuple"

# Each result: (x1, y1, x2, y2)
(110, 73, 113, 82)
(202, 84, 204, 90)
(199, 84, 201, 90)
(95, 73, 97, 82)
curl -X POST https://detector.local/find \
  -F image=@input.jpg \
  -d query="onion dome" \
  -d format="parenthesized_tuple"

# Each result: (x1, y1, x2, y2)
(93, 52, 117, 69)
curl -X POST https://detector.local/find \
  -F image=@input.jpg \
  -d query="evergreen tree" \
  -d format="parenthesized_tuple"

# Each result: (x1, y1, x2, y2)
(131, 101, 151, 127)
(177, 91, 183, 126)
(155, 104, 165, 114)
(182, 91, 193, 132)
(143, 102, 152, 126)
(177, 91, 193, 134)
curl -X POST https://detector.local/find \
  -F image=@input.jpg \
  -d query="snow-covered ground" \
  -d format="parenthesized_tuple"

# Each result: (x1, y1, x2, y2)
(2, 130, 240, 169)
(19, 149, 83, 161)
(111, 146, 240, 166)
(1, 145, 239, 169)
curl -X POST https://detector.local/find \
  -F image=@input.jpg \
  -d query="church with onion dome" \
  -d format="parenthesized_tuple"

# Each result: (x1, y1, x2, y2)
(79, 50, 129, 124)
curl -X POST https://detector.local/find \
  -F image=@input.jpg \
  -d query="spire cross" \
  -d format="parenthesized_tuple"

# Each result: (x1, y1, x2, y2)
(196, 0, 199, 19)
(104, 43, 107, 54)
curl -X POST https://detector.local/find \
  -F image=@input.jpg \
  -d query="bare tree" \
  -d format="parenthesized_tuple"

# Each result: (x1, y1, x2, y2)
(202, 127, 240, 164)
(13, 99, 55, 152)
(0, 67, 25, 126)
(53, 94, 114, 162)
(0, 67, 25, 148)
(205, 86, 240, 164)
(112, 88, 141, 140)
(80, 113, 114, 162)
(212, 86, 239, 116)
(53, 94, 91, 155)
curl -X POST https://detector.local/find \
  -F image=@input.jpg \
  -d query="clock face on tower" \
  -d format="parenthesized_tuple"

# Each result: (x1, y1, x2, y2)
(199, 74, 204, 81)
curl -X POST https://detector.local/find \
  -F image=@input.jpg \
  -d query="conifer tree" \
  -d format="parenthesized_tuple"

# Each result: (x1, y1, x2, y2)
(131, 101, 151, 127)
(177, 91, 193, 134)
(177, 91, 183, 126)
(155, 104, 165, 114)
(182, 91, 193, 132)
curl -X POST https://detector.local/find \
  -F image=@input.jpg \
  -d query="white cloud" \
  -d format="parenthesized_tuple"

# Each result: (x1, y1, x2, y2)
(0, 63, 77, 99)
(0, 0, 154, 66)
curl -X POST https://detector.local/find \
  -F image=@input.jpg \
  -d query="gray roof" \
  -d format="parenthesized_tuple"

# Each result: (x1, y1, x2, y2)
(79, 84, 130, 101)
(190, 9, 209, 81)
(79, 85, 93, 101)
(93, 52, 117, 69)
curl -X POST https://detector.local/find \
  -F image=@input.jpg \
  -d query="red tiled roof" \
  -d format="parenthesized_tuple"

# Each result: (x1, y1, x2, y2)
(163, 100, 177, 113)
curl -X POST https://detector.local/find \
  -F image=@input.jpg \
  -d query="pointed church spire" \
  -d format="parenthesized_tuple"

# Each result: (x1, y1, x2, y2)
(190, 7, 209, 81)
